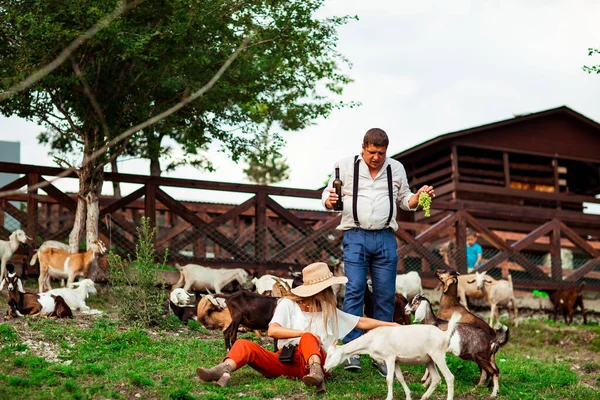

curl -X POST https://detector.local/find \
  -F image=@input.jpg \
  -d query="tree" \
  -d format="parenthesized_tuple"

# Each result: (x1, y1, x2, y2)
(0, 1, 353, 250)
(583, 48, 600, 74)
(243, 123, 290, 185)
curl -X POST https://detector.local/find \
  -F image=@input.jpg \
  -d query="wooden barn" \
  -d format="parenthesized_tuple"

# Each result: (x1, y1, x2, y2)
(392, 106, 600, 290)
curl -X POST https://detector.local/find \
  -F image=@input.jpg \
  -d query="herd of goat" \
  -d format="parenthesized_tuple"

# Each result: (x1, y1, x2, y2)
(0, 228, 591, 398)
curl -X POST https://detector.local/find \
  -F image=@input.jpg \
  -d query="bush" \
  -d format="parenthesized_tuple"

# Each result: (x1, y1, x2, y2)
(108, 217, 168, 327)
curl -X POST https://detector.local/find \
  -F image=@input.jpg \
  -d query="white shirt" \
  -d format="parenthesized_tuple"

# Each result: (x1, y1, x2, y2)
(321, 154, 416, 231)
(269, 298, 359, 350)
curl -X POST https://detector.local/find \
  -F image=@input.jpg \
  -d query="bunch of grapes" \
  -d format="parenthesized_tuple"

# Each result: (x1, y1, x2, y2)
(418, 192, 432, 218)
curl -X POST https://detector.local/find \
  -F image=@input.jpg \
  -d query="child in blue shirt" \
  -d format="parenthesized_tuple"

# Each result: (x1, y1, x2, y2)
(466, 230, 482, 272)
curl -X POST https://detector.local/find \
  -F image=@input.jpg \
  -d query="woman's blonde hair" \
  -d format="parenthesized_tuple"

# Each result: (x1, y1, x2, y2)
(285, 286, 339, 337)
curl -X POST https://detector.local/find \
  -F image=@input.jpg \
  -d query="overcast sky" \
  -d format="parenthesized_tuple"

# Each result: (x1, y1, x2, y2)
(1, 0, 600, 211)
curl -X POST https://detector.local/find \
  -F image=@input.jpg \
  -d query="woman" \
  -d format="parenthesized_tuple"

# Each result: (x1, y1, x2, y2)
(196, 262, 398, 393)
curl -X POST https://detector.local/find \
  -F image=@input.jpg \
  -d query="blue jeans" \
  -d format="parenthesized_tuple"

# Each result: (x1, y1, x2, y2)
(342, 228, 398, 344)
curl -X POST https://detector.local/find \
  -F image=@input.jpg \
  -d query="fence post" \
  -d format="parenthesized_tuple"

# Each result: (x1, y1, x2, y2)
(26, 173, 39, 275)
(145, 183, 156, 229)
(455, 209, 467, 274)
(255, 191, 267, 275)
(550, 219, 562, 280)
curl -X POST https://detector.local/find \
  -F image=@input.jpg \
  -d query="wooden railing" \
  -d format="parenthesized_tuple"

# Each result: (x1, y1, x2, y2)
(0, 161, 598, 291)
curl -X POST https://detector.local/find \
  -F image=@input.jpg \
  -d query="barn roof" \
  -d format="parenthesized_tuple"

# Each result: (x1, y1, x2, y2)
(392, 106, 600, 159)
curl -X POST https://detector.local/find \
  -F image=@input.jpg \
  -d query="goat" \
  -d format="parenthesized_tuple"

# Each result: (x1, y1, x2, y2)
(196, 294, 233, 330)
(251, 274, 279, 295)
(46, 278, 98, 311)
(0, 230, 31, 279)
(167, 288, 198, 323)
(324, 313, 461, 400)
(548, 283, 587, 325)
(364, 280, 410, 325)
(406, 294, 508, 397)
(271, 276, 292, 297)
(457, 273, 498, 310)
(395, 271, 423, 300)
(30, 240, 71, 288)
(435, 269, 510, 341)
(471, 271, 518, 327)
(38, 240, 107, 293)
(222, 290, 279, 350)
(1, 265, 72, 319)
(172, 263, 249, 294)
(30, 240, 70, 268)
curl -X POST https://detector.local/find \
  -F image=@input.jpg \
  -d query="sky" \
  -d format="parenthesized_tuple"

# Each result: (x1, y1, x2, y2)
(1, 0, 600, 211)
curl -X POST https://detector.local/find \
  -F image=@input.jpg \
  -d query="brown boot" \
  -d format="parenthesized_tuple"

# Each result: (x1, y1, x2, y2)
(302, 362, 326, 393)
(196, 362, 232, 387)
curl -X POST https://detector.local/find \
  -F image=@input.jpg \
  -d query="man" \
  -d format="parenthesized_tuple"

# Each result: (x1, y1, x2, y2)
(322, 128, 435, 375)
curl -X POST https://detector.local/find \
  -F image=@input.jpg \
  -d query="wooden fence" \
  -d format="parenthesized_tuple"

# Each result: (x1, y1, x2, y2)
(0, 161, 598, 292)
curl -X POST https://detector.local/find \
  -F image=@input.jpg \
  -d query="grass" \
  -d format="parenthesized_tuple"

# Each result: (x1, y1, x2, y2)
(2, 273, 600, 399)
(0, 304, 599, 400)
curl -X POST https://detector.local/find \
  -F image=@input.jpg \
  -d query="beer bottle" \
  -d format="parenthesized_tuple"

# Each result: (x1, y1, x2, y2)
(333, 165, 343, 211)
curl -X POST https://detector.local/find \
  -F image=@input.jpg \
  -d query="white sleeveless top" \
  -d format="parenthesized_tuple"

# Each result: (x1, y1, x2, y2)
(269, 298, 359, 350)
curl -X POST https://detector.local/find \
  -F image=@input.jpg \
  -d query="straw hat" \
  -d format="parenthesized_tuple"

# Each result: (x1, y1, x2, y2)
(290, 262, 347, 297)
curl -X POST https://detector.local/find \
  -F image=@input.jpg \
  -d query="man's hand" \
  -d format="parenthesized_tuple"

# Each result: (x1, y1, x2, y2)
(324, 189, 340, 210)
(409, 185, 435, 209)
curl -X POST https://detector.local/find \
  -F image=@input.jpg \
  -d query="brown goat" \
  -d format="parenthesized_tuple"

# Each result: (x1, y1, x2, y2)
(435, 269, 504, 337)
(196, 295, 233, 330)
(2, 266, 73, 319)
(38, 240, 107, 293)
(222, 290, 279, 350)
(549, 283, 587, 325)
(406, 294, 508, 397)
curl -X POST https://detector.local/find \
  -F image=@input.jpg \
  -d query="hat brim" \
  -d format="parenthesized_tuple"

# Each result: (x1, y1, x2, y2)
(290, 276, 348, 297)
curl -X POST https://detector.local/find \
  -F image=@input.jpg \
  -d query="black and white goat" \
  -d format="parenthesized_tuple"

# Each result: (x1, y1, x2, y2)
(406, 294, 507, 397)
(169, 288, 198, 323)
(1, 264, 72, 319)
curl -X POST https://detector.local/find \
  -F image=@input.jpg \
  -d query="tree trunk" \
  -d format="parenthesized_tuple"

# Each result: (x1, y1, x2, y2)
(111, 158, 121, 198)
(86, 192, 100, 248)
(69, 196, 86, 253)
(150, 157, 161, 176)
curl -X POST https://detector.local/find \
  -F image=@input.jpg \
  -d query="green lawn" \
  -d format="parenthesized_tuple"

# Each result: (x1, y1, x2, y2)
(1, 277, 599, 400)
(0, 305, 598, 400)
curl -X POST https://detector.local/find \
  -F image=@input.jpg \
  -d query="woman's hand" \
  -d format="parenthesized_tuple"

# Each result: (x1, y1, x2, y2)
(267, 323, 307, 339)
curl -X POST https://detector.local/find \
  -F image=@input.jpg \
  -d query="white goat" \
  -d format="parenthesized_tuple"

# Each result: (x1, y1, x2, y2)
(472, 271, 519, 327)
(170, 287, 195, 306)
(0, 230, 31, 279)
(395, 271, 423, 300)
(251, 274, 280, 295)
(457, 273, 498, 311)
(46, 279, 98, 311)
(172, 263, 249, 294)
(324, 313, 461, 400)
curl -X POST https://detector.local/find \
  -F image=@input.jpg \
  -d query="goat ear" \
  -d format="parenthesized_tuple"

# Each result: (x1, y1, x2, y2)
(466, 279, 475, 284)
(69, 281, 81, 288)
(484, 280, 493, 284)
(17, 279, 25, 293)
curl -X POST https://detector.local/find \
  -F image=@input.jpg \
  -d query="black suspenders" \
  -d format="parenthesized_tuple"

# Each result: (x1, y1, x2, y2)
(352, 155, 394, 228)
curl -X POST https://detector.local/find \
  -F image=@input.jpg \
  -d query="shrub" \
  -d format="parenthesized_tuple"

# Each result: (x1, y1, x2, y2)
(108, 217, 168, 327)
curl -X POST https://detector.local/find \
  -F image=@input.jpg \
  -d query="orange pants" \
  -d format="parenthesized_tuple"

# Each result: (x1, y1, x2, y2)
(225, 333, 327, 380)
